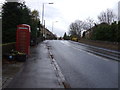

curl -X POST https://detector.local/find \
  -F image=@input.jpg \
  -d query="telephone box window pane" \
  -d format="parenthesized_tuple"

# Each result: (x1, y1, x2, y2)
(18, 27, 28, 30)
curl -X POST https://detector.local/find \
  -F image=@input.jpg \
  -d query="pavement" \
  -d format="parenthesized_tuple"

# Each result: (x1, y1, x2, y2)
(2, 41, 64, 88)
(2, 62, 24, 89)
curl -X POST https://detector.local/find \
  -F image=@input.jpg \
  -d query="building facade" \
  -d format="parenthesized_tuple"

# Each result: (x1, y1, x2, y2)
(40, 24, 57, 40)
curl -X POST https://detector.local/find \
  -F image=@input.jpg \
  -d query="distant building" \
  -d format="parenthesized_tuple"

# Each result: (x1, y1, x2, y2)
(44, 28, 57, 40)
(84, 29, 93, 39)
(84, 23, 108, 39)
(40, 24, 57, 40)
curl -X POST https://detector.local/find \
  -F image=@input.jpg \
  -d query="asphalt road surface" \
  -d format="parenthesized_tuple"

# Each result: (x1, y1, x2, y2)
(47, 40, 118, 88)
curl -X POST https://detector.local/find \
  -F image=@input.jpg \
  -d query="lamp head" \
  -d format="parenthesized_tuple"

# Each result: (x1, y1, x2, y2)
(49, 3, 54, 4)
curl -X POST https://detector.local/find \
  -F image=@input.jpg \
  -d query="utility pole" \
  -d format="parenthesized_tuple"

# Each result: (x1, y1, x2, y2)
(52, 21, 58, 33)
(41, 3, 54, 38)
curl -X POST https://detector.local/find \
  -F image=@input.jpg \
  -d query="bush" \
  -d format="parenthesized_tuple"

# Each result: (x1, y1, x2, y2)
(91, 22, 118, 42)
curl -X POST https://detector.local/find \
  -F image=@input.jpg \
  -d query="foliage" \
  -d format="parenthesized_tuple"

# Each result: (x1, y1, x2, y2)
(91, 22, 118, 42)
(2, 2, 42, 43)
(68, 8, 118, 42)
(69, 20, 85, 39)
(31, 10, 39, 21)
(3, 2, 22, 43)
(63, 32, 70, 40)
(117, 21, 120, 42)
(30, 10, 40, 39)
(2, 2, 31, 43)
(63, 32, 67, 39)
(68, 18, 95, 39)
(91, 23, 110, 40)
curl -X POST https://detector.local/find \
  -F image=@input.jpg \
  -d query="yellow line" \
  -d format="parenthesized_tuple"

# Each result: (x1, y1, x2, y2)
(0, 42, 16, 46)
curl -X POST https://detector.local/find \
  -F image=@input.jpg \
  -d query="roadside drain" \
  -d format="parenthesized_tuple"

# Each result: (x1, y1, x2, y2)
(47, 45, 71, 88)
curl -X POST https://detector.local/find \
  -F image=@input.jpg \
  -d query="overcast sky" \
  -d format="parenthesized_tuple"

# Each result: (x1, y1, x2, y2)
(1, 0, 119, 37)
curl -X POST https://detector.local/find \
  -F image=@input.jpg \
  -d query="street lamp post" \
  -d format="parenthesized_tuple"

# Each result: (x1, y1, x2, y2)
(0, 3, 3, 18)
(52, 21, 58, 33)
(42, 3, 54, 25)
(42, 3, 54, 38)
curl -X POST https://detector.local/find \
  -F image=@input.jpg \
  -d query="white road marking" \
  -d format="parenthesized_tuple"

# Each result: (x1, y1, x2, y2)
(72, 46, 110, 62)
(60, 41, 111, 62)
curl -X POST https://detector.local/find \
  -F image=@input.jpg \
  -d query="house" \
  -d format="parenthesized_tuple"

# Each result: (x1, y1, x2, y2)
(40, 24, 57, 40)
(84, 23, 108, 39)
(84, 28, 94, 39)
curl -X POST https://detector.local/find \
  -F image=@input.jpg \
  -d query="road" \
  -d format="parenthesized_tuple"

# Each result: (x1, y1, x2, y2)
(47, 40, 118, 88)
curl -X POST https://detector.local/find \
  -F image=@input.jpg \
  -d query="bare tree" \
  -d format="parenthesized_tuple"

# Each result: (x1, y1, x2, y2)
(85, 17, 95, 29)
(75, 20, 85, 37)
(69, 22, 77, 36)
(98, 9, 116, 24)
(69, 20, 85, 38)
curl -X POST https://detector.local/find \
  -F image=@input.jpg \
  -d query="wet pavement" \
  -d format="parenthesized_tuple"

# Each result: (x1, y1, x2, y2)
(2, 60, 24, 89)
(4, 41, 64, 88)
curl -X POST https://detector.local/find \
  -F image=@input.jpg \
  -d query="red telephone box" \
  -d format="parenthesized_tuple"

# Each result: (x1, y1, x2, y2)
(16, 24, 31, 55)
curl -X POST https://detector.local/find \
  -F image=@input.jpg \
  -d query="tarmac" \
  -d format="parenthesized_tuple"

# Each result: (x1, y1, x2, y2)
(2, 41, 64, 89)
